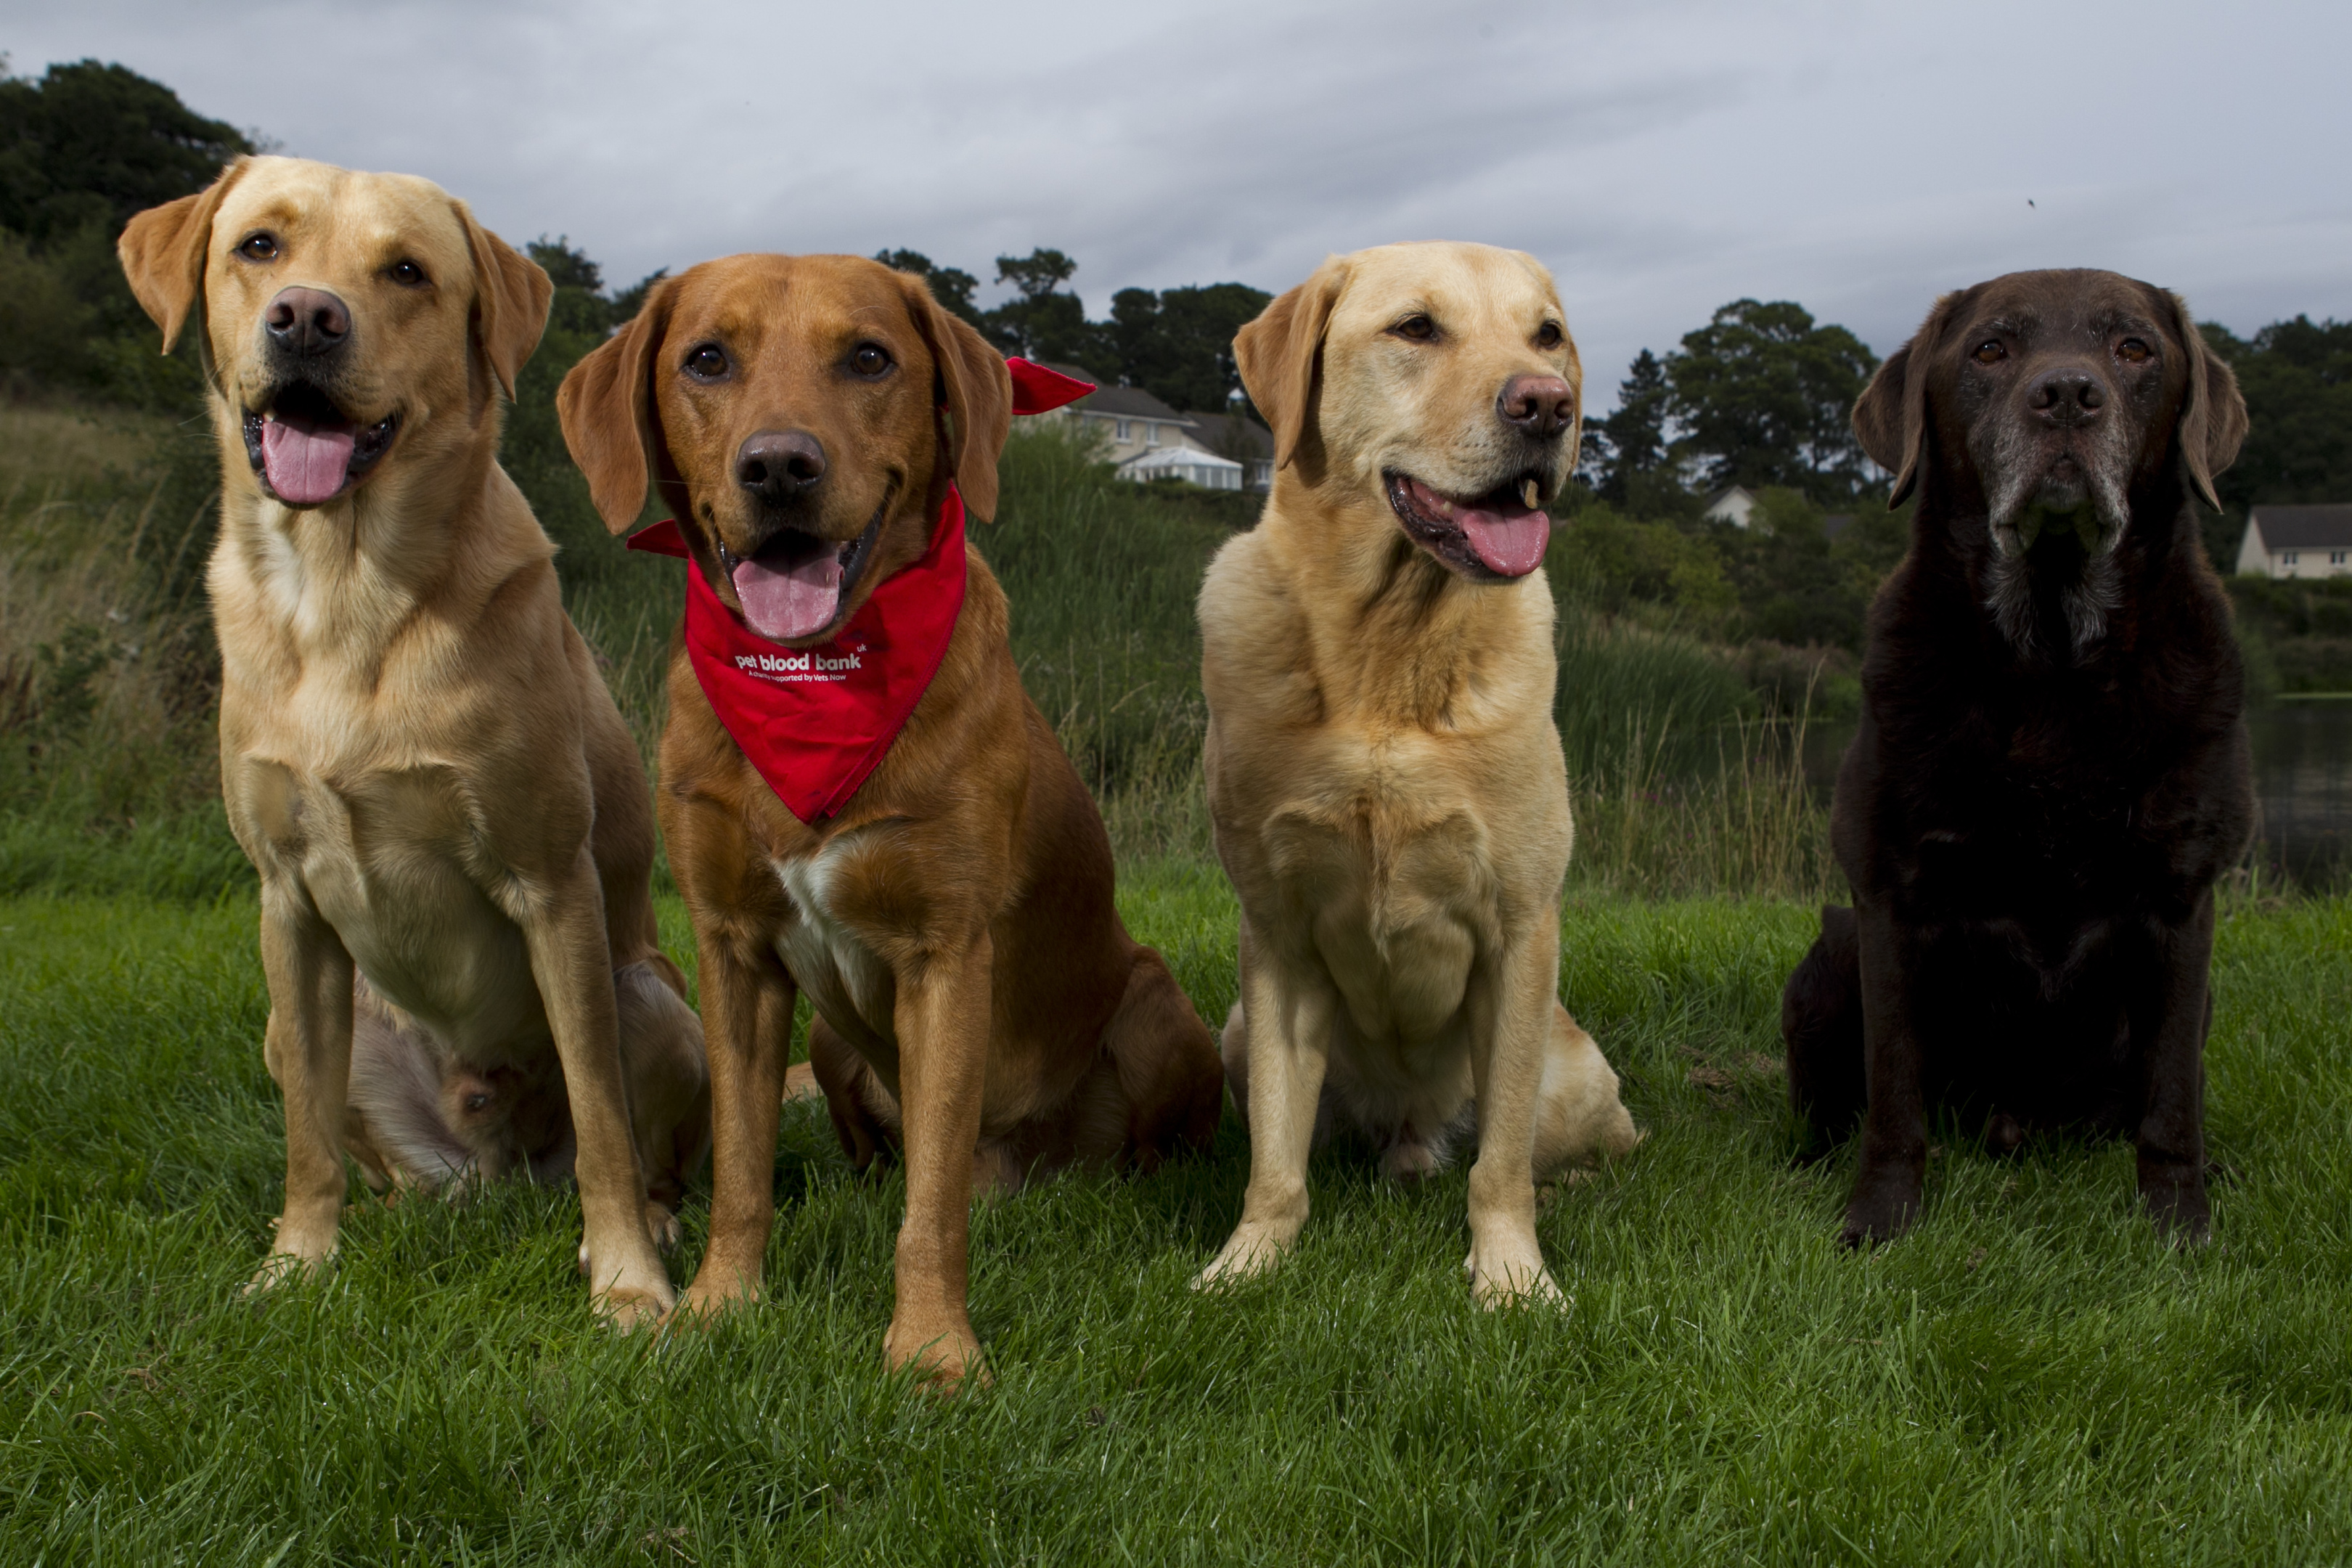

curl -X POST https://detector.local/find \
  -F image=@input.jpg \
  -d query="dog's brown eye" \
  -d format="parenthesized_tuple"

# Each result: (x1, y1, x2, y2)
(1535, 322, 1564, 349)
(239, 232, 278, 262)
(685, 344, 729, 381)
(1394, 314, 1437, 342)
(388, 260, 428, 288)
(849, 343, 892, 377)
(2117, 338, 2152, 364)
(1972, 340, 2006, 365)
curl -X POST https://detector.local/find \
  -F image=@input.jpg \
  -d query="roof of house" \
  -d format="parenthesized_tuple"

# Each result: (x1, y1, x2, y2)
(1119, 444, 1241, 474)
(2248, 505, 2352, 550)
(1179, 409, 1274, 462)
(1039, 364, 1193, 425)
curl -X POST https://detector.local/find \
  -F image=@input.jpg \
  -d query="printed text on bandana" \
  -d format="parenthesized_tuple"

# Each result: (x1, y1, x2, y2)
(735, 648, 865, 683)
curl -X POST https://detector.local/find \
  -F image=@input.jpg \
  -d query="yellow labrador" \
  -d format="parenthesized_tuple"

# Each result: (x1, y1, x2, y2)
(117, 156, 708, 1327)
(1193, 242, 1640, 1306)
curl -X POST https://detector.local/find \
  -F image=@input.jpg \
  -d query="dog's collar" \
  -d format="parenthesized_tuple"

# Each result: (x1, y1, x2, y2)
(622, 358, 1090, 823)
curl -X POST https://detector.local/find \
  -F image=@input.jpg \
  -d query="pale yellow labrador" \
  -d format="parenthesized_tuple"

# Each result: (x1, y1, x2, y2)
(1193, 241, 1640, 1306)
(117, 156, 708, 1328)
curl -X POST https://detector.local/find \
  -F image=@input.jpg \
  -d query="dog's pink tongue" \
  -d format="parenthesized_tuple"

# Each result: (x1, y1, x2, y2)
(1458, 505, 1551, 577)
(259, 417, 355, 506)
(732, 552, 842, 642)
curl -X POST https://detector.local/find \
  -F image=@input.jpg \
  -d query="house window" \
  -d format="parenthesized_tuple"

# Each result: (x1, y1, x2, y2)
(2333, 551, 2348, 565)
(1144, 423, 1158, 446)
(2284, 552, 2299, 565)
(1115, 419, 1130, 441)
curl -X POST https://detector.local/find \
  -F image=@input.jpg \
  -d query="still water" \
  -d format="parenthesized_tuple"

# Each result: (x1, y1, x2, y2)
(1801, 701, 2352, 888)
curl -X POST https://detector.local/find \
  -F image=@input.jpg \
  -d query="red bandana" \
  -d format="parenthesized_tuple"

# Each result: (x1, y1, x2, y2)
(625, 357, 1092, 823)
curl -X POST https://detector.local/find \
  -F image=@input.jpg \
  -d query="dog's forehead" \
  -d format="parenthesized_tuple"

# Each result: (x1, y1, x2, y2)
(214, 158, 469, 270)
(666, 256, 915, 351)
(1962, 269, 2166, 343)
(1333, 242, 1559, 328)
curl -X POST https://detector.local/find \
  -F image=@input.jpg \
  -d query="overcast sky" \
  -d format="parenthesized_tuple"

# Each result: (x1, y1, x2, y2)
(10, 0, 2348, 401)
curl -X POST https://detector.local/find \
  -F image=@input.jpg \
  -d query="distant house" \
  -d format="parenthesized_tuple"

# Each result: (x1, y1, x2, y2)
(1037, 363, 1196, 467)
(1703, 486, 1757, 528)
(1117, 444, 1246, 490)
(1822, 513, 1855, 542)
(2237, 505, 2352, 578)
(1177, 409, 1276, 492)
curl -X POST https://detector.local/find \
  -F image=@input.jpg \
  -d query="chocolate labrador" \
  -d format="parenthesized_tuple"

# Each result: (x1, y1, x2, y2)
(1782, 267, 2253, 1246)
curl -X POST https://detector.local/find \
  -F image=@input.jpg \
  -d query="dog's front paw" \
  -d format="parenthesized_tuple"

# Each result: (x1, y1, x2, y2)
(884, 1315, 989, 1392)
(2139, 1162, 2212, 1247)
(242, 1245, 331, 1297)
(1191, 1221, 1297, 1291)
(673, 1268, 761, 1323)
(578, 1238, 675, 1331)
(1464, 1236, 1566, 1311)
(245, 1212, 338, 1295)
(1838, 1166, 1922, 1249)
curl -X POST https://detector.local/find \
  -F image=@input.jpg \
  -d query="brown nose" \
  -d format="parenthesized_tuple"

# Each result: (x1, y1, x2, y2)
(1497, 374, 1575, 438)
(2028, 367, 2106, 428)
(264, 287, 351, 357)
(736, 429, 828, 504)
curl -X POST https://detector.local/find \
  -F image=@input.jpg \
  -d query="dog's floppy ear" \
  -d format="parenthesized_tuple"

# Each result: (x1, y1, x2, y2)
(898, 269, 1013, 521)
(116, 157, 249, 354)
(558, 277, 677, 534)
(1853, 288, 1965, 510)
(453, 202, 552, 404)
(1236, 256, 1348, 471)
(2160, 291, 2249, 511)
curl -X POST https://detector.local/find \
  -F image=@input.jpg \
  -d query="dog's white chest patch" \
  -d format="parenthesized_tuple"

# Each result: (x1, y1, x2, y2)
(770, 840, 896, 1047)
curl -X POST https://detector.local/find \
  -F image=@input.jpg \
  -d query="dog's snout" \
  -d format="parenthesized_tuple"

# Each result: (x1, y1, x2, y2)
(736, 429, 828, 503)
(1496, 375, 1575, 439)
(2028, 366, 2106, 428)
(264, 287, 351, 358)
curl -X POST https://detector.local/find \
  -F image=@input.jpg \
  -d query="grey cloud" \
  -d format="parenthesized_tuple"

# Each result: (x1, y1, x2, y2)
(8, 0, 2348, 401)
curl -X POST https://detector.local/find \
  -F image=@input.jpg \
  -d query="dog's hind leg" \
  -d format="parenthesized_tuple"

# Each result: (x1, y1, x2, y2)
(1783, 905, 1867, 1153)
(1530, 1005, 1641, 1179)
(808, 1013, 898, 1177)
(1098, 947, 1225, 1172)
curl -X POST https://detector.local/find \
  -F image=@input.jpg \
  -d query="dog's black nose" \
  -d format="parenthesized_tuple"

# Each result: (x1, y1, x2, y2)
(736, 429, 827, 502)
(1497, 374, 1575, 438)
(264, 287, 351, 357)
(2028, 367, 2105, 427)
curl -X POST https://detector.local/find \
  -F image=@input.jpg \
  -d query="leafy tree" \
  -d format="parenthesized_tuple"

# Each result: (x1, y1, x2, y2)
(2199, 317, 2352, 566)
(1666, 300, 1879, 502)
(1716, 487, 1872, 650)
(0, 59, 251, 242)
(1581, 348, 1672, 503)
(1548, 502, 1736, 637)
(0, 59, 254, 407)
(980, 247, 1098, 364)
(873, 248, 983, 327)
(1099, 281, 1270, 412)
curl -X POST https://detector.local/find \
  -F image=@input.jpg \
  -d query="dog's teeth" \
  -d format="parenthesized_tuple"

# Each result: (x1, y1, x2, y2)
(1522, 479, 1540, 510)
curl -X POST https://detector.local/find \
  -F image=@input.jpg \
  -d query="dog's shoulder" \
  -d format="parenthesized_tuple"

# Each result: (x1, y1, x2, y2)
(1198, 521, 1307, 682)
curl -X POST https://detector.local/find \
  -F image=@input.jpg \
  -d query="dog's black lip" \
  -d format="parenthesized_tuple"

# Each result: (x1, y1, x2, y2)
(718, 487, 894, 644)
(1382, 469, 1543, 584)
(238, 382, 399, 501)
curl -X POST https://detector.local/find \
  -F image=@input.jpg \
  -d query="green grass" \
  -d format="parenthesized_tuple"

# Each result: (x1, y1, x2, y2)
(5, 878, 2350, 1563)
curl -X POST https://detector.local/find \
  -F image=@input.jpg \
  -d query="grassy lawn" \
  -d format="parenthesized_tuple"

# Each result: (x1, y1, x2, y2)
(2, 871, 2348, 1564)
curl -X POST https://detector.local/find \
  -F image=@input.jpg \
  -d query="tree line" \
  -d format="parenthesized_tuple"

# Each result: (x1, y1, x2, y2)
(5, 56, 2350, 675)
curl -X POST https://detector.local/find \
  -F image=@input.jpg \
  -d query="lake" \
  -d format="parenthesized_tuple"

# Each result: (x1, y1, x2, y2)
(1800, 700, 2352, 889)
